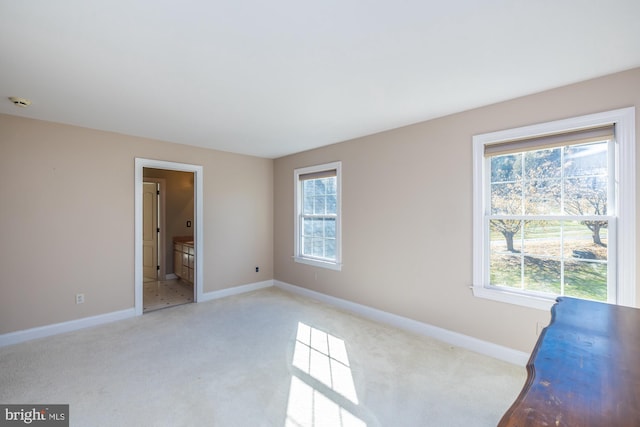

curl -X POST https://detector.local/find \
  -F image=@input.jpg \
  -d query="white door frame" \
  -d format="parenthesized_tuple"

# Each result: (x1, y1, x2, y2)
(135, 158, 204, 316)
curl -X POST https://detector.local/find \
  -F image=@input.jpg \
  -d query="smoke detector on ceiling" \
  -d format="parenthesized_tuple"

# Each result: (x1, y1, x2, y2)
(9, 97, 32, 107)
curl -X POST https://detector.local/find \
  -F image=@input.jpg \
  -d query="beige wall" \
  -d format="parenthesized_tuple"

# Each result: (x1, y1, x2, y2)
(274, 67, 640, 353)
(0, 115, 273, 334)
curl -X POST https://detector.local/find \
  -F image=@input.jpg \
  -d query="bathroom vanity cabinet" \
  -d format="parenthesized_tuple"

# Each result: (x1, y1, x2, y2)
(173, 240, 194, 284)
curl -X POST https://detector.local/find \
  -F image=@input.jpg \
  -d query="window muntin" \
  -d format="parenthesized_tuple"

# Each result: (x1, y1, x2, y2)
(473, 108, 636, 310)
(295, 162, 342, 270)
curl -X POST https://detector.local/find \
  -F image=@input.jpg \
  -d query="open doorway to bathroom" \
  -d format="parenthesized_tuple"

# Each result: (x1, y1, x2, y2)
(142, 169, 195, 312)
(135, 159, 204, 316)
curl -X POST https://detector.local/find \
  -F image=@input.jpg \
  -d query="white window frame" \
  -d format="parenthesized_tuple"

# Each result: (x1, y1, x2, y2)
(472, 107, 636, 310)
(294, 161, 342, 271)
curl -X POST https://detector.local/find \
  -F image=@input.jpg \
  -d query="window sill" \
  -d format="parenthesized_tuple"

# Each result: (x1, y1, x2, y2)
(472, 285, 556, 311)
(294, 256, 342, 271)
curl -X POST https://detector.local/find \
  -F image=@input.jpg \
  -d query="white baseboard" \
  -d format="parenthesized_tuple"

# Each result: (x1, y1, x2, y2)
(0, 280, 273, 347)
(0, 308, 136, 348)
(1, 279, 530, 366)
(199, 280, 274, 303)
(274, 280, 529, 366)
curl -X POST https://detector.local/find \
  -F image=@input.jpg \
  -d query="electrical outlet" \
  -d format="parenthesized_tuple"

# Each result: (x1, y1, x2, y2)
(76, 293, 85, 304)
(255, 266, 259, 273)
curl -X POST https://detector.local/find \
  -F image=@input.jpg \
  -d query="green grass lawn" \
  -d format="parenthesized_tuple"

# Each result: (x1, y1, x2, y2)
(490, 253, 607, 301)
(489, 220, 609, 301)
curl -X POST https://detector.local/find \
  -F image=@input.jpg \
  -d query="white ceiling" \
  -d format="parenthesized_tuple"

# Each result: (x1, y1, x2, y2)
(1, 1, 639, 159)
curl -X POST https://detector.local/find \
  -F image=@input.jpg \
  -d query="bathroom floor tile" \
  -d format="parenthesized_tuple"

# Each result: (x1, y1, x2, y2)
(143, 279, 194, 312)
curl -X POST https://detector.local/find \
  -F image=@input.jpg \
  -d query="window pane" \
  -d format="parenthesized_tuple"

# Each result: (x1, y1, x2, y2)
(312, 218, 323, 236)
(303, 218, 313, 235)
(491, 154, 522, 183)
(524, 148, 561, 179)
(326, 195, 337, 214)
(314, 179, 326, 194)
(523, 257, 561, 295)
(490, 220, 523, 253)
(324, 178, 337, 195)
(312, 239, 324, 257)
(490, 253, 522, 289)
(564, 176, 607, 216)
(314, 196, 326, 214)
(303, 237, 313, 255)
(564, 220, 608, 260)
(325, 238, 336, 259)
(325, 218, 336, 238)
(303, 180, 315, 194)
(564, 261, 607, 302)
(525, 179, 561, 214)
(491, 183, 523, 215)
(490, 219, 524, 289)
(523, 221, 561, 257)
(564, 141, 608, 178)
(303, 196, 314, 215)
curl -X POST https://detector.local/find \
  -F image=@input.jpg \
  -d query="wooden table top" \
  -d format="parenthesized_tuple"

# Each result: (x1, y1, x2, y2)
(498, 297, 640, 427)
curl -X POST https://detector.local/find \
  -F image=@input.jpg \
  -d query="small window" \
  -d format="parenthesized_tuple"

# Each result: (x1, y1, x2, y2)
(473, 108, 635, 310)
(294, 162, 342, 270)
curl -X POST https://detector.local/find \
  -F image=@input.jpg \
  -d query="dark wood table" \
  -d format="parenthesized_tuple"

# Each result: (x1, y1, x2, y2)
(498, 297, 640, 427)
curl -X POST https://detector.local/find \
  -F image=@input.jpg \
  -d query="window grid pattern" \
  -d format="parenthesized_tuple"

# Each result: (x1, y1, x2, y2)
(301, 177, 337, 261)
(487, 140, 614, 302)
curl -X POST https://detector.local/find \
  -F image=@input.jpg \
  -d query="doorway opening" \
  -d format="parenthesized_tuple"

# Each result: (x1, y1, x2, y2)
(135, 158, 204, 316)
(142, 172, 194, 312)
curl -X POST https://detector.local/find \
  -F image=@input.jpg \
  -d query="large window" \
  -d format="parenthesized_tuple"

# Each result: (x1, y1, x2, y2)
(294, 162, 342, 270)
(473, 108, 635, 310)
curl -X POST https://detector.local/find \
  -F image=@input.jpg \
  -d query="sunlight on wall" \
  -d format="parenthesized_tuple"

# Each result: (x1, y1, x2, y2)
(286, 322, 366, 427)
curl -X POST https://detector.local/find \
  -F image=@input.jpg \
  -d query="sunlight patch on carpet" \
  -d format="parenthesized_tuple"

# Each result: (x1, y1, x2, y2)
(286, 322, 365, 427)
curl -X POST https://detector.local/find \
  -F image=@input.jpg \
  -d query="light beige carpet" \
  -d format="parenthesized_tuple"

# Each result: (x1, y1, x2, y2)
(0, 287, 525, 426)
